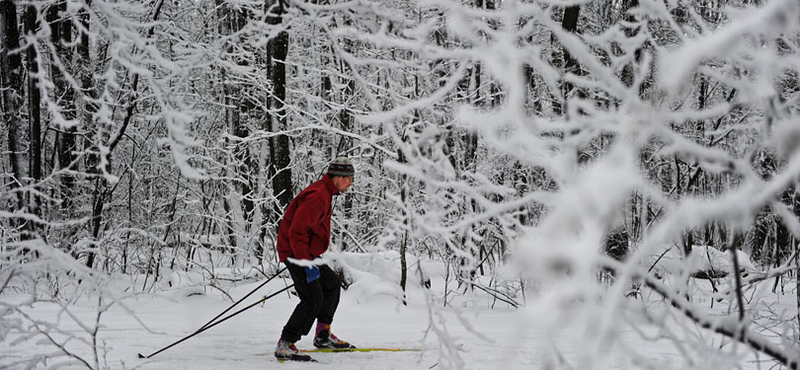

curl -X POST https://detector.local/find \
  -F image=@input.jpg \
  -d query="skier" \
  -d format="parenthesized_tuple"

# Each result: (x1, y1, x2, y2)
(274, 157, 356, 361)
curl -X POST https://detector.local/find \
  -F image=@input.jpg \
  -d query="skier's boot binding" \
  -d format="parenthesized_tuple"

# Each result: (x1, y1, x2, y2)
(313, 329, 355, 349)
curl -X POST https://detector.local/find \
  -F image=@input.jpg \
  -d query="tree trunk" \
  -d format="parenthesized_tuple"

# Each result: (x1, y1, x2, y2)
(47, 0, 78, 211)
(400, 232, 408, 304)
(78, 1, 104, 269)
(465, 64, 479, 171)
(24, 4, 42, 221)
(266, 0, 293, 210)
(79, 0, 99, 174)
(215, 1, 255, 257)
(335, 37, 357, 251)
(398, 149, 409, 295)
(619, 0, 641, 88)
(561, 5, 580, 75)
(1, 0, 26, 211)
(557, 4, 580, 116)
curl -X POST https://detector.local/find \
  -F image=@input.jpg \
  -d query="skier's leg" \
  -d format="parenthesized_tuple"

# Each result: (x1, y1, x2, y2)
(312, 265, 353, 348)
(316, 264, 341, 325)
(281, 261, 324, 342)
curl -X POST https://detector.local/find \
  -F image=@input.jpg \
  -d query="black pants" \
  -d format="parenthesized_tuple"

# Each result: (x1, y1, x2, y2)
(281, 260, 341, 343)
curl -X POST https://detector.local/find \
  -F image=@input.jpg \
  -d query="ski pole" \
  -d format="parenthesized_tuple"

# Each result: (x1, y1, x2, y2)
(138, 284, 294, 358)
(196, 266, 287, 332)
(138, 284, 294, 359)
(137, 280, 294, 359)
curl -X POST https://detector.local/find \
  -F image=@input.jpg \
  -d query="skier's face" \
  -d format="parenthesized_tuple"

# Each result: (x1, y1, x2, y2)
(333, 176, 354, 193)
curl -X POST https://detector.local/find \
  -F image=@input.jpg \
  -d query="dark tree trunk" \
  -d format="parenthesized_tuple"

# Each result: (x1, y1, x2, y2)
(266, 0, 293, 210)
(561, 5, 580, 75)
(78, 1, 104, 269)
(47, 0, 78, 211)
(24, 4, 41, 219)
(335, 78, 355, 155)
(1, 0, 25, 211)
(79, 0, 99, 173)
(619, 0, 641, 88)
(23, 5, 39, 174)
(1, 2, 25, 175)
(465, 64, 479, 171)
(398, 149, 409, 297)
(561, 4, 581, 115)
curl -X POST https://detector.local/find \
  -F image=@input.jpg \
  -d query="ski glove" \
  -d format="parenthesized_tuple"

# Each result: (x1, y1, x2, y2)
(304, 266, 321, 283)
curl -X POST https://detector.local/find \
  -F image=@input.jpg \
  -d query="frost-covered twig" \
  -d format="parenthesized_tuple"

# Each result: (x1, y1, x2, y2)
(602, 257, 800, 370)
(14, 307, 95, 369)
(464, 279, 519, 308)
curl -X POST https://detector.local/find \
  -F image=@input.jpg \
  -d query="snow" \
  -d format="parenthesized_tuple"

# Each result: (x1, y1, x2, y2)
(3, 252, 796, 370)
(644, 244, 757, 279)
(1, 278, 581, 369)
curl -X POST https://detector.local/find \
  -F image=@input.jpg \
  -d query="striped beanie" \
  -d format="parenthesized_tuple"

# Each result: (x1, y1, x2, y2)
(327, 157, 355, 178)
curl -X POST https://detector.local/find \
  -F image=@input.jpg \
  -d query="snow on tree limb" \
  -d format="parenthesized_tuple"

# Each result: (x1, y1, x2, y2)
(659, 0, 800, 93)
(601, 257, 800, 370)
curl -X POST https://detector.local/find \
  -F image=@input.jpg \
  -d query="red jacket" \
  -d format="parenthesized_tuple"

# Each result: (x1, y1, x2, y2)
(277, 174, 339, 262)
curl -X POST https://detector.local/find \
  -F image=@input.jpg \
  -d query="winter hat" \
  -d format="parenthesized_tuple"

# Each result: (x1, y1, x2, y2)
(327, 157, 355, 178)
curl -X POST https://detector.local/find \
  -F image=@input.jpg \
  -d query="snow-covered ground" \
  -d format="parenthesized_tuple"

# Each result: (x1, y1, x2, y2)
(1, 253, 797, 370)
(0, 279, 624, 370)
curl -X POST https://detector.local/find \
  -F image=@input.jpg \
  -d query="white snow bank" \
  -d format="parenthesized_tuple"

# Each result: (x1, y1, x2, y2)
(643, 244, 756, 278)
(323, 251, 431, 302)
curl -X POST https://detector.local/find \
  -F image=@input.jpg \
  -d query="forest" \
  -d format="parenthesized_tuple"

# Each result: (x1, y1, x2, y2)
(1, 0, 799, 369)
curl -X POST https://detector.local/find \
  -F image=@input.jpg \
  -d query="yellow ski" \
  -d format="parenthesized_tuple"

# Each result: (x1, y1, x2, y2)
(299, 347, 421, 353)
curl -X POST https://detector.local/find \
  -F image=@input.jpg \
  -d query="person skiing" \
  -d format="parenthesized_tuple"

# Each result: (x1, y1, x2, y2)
(274, 157, 356, 361)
